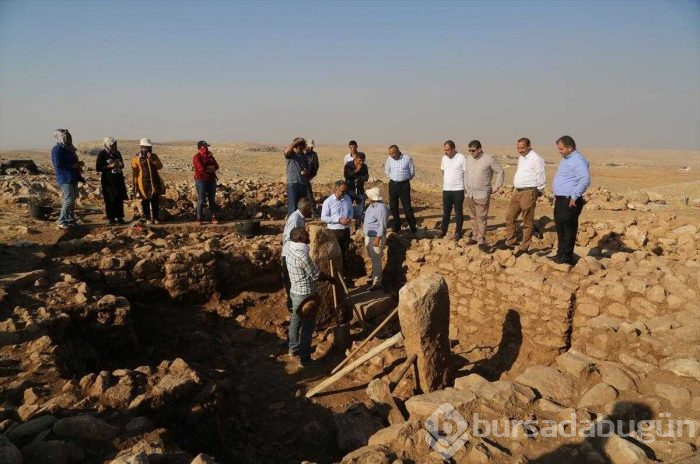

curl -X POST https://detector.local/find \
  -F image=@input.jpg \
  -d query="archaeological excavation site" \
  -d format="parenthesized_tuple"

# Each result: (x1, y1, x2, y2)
(0, 151, 699, 464)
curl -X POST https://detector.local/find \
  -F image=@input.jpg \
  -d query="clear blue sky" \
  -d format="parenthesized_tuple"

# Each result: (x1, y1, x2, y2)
(1, 0, 698, 150)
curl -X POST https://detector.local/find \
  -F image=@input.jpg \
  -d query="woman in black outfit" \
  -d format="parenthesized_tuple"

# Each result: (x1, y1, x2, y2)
(95, 137, 128, 224)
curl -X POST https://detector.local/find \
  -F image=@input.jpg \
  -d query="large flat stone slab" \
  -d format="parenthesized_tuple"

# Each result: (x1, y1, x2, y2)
(405, 389, 476, 419)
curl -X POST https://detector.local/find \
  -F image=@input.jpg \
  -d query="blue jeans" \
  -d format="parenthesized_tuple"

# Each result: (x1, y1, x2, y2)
(287, 183, 308, 217)
(289, 293, 316, 360)
(195, 180, 217, 220)
(58, 182, 78, 225)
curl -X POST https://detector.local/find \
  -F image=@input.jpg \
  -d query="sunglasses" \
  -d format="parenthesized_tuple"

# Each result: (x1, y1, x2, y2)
(468, 149, 477, 152)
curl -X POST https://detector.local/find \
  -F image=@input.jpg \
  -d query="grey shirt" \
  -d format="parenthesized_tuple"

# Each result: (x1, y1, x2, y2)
(465, 153, 504, 200)
(286, 152, 308, 185)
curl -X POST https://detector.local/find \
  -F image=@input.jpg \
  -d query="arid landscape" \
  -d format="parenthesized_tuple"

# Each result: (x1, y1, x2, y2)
(1, 140, 699, 464)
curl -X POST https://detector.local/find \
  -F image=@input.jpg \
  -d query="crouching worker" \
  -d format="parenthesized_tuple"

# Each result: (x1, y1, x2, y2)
(363, 187, 388, 290)
(285, 226, 335, 368)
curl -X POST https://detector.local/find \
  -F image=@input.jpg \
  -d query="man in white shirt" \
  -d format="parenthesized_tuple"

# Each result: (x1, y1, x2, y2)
(505, 137, 546, 253)
(321, 180, 354, 270)
(439, 140, 467, 240)
(343, 140, 364, 166)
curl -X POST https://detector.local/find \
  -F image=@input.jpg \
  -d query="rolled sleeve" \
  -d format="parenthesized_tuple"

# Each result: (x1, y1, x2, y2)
(572, 158, 591, 199)
(536, 156, 547, 190)
(492, 158, 505, 189)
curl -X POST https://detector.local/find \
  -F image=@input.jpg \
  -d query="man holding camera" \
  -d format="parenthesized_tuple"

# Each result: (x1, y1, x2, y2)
(284, 137, 310, 217)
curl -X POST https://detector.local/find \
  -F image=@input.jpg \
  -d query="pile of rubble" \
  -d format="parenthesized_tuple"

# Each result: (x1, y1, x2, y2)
(0, 169, 292, 221)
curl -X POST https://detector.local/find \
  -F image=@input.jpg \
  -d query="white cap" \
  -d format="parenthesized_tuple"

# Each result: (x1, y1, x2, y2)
(366, 187, 382, 202)
(139, 138, 153, 147)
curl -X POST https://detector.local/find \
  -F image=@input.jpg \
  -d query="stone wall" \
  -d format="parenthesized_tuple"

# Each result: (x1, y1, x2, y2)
(364, 225, 699, 380)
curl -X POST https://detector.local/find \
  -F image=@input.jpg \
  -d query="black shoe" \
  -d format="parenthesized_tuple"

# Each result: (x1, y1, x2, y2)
(108, 219, 118, 225)
(410, 227, 418, 234)
(478, 244, 489, 253)
(454, 233, 463, 241)
(117, 218, 126, 224)
(550, 256, 571, 265)
(548, 254, 563, 262)
(438, 231, 447, 239)
(466, 239, 477, 245)
(514, 248, 527, 258)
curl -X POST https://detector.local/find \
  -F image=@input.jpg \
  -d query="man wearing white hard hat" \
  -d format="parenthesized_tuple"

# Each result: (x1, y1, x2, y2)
(131, 138, 165, 224)
(363, 187, 388, 290)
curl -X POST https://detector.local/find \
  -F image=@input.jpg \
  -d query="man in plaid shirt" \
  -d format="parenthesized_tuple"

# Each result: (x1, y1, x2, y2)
(285, 226, 334, 367)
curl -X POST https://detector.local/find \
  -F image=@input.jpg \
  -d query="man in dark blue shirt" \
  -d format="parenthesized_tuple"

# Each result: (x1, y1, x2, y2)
(51, 129, 83, 229)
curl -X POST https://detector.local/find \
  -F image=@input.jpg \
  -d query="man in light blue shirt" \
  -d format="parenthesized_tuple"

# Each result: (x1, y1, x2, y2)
(384, 145, 417, 233)
(551, 135, 591, 265)
(321, 180, 354, 271)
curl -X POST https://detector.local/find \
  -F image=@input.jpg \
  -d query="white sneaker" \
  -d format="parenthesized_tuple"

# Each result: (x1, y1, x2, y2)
(57, 223, 69, 230)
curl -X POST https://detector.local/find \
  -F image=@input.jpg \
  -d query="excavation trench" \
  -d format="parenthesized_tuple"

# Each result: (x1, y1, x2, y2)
(3, 224, 586, 464)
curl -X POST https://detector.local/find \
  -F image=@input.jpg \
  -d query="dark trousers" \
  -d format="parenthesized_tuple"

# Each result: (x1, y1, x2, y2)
(331, 228, 351, 268)
(389, 180, 417, 231)
(554, 196, 584, 261)
(281, 257, 292, 310)
(104, 197, 124, 221)
(195, 180, 217, 220)
(306, 180, 318, 217)
(442, 190, 464, 235)
(141, 196, 160, 221)
(287, 183, 308, 217)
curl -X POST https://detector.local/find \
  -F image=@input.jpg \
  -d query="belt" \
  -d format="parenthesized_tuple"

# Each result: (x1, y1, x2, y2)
(515, 187, 537, 191)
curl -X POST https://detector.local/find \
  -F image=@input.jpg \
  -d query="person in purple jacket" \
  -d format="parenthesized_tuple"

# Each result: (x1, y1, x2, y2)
(51, 129, 84, 229)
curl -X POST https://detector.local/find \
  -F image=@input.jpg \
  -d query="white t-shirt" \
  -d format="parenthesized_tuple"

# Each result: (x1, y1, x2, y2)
(344, 153, 354, 165)
(513, 150, 546, 189)
(441, 153, 467, 191)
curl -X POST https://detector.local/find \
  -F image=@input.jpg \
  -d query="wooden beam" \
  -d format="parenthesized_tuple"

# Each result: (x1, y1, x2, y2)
(330, 306, 399, 375)
(305, 332, 404, 398)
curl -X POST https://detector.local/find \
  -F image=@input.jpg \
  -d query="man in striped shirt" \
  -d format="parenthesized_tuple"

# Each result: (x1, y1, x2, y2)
(281, 198, 311, 311)
(384, 145, 417, 234)
(286, 226, 334, 367)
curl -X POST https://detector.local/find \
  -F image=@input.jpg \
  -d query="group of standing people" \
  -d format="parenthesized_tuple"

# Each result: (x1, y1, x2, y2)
(438, 136, 591, 265)
(51, 131, 220, 228)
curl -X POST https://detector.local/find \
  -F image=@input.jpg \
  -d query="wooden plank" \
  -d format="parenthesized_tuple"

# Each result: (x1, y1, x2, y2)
(305, 332, 404, 398)
(330, 307, 399, 375)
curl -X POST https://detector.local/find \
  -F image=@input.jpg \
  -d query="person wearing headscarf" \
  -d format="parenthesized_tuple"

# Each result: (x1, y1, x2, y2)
(95, 137, 128, 225)
(192, 140, 220, 224)
(131, 138, 165, 224)
(51, 129, 83, 229)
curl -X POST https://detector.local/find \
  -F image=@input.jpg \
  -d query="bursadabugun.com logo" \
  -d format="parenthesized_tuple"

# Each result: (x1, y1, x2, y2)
(424, 405, 697, 459)
(424, 403, 470, 459)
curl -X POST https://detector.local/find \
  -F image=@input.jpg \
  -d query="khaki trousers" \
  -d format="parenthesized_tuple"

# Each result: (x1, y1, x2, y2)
(505, 189, 537, 250)
(466, 196, 490, 244)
